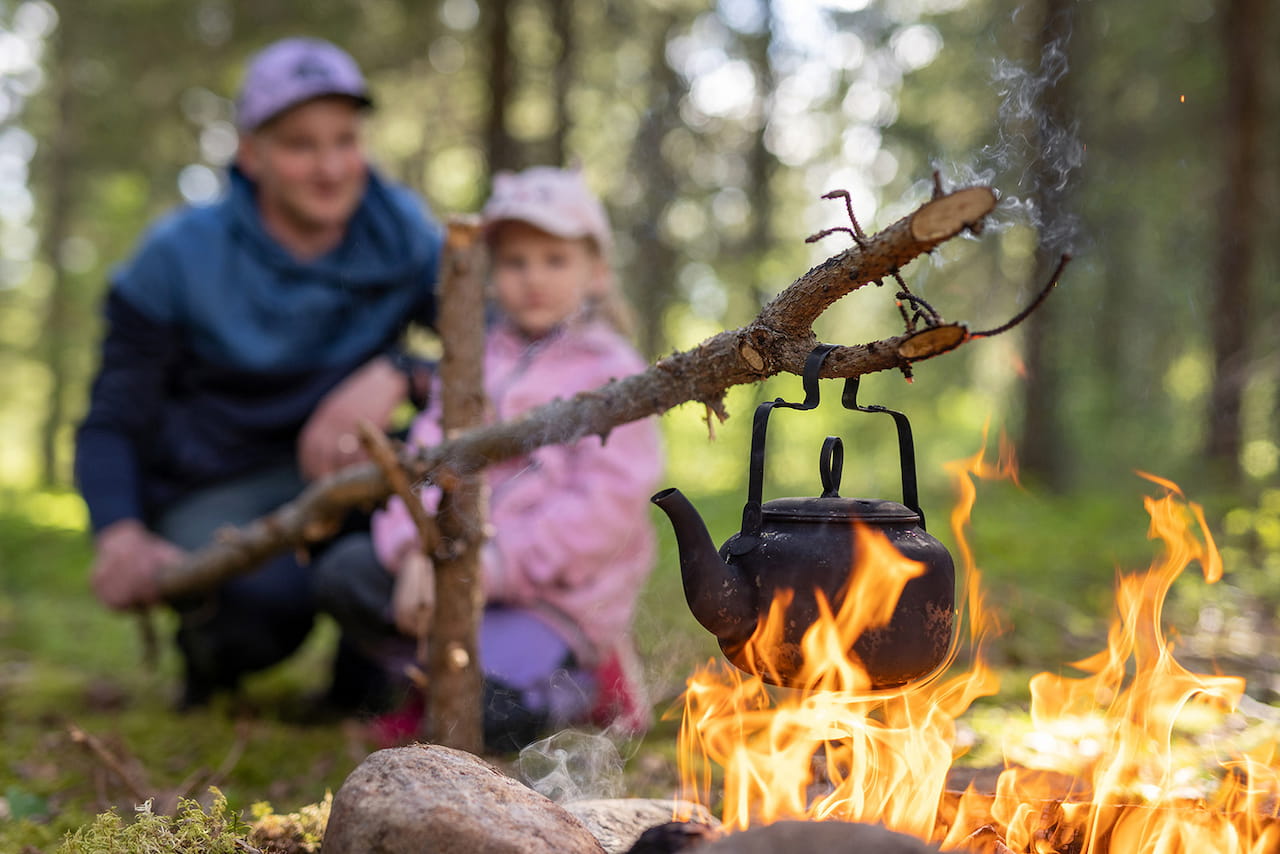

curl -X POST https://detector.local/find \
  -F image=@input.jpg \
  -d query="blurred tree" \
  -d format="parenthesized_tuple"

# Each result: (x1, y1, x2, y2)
(547, 0, 573, 167)
(484, 0, 518, 173)
(1014, 0, 1078, 492)
(2, 0, 1277, 507)
(1205, 0, 1267, 486)
(622, 10, 692, 359)
(32, 4, 77, 486)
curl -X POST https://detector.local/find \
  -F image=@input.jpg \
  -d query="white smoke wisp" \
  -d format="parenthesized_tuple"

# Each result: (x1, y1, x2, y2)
(517, 729, 625, 803)
(931, 22, 1086, 258)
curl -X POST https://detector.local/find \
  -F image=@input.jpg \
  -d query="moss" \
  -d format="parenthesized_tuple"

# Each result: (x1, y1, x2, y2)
(57, 789, 248, 854)
(247, 793, 332, 854)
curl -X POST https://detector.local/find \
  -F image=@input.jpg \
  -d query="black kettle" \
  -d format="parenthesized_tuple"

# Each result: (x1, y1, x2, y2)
(651, 345, 956, 689)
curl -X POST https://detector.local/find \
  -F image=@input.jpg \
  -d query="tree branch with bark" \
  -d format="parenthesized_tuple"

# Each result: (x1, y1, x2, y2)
(156, 183, 1062, 600)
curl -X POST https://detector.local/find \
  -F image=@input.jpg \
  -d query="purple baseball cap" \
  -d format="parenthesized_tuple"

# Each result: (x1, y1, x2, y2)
(236, 37, 372, 131)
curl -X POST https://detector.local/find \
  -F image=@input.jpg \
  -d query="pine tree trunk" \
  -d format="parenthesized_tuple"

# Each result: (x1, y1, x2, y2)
(548, 0, 574, 167)
(36, 19, 78, 487)
(484, 0, 518, 174)
(1206, 0, 1265, 482)
(742, 4, 778, 313)
(1016, 0, 1077, 492)
(626, 13, 687, 361)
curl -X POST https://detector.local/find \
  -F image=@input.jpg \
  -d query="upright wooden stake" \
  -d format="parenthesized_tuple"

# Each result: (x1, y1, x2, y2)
(427, 218, 488, 752)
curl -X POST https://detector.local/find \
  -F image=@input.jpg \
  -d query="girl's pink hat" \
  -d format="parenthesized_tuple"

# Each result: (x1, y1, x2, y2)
(482, 167, 613, 256)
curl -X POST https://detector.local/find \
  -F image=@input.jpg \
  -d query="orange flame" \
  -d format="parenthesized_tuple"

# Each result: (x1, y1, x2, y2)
(675, 443, 1280, 852)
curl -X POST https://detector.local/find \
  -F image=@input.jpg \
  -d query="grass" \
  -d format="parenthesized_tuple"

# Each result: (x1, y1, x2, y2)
(3, 475, 1279, 850)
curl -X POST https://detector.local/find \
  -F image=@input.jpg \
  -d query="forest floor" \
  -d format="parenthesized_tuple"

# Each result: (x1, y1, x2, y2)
(4, 481, 1280, 851)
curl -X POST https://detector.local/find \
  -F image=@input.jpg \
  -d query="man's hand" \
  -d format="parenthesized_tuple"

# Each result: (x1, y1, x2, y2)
(298, 356, 408, 481)
(91, 519, 185, 610)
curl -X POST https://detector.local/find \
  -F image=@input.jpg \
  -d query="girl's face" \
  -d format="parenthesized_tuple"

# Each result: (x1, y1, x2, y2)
(490, 221, 607, 339)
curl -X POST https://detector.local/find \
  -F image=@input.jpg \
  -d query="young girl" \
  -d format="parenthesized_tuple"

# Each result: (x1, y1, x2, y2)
(312, 167, 663, 751)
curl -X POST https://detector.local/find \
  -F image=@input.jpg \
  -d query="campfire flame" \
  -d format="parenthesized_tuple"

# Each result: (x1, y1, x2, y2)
(676, 445, 1280, 852)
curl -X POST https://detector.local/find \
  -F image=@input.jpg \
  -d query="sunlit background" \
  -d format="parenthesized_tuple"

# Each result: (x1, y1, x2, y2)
(0, 0, 1277, 687)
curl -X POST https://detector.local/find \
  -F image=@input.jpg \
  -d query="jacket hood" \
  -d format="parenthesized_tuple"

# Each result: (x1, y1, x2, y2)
(227, 164, 435, 286)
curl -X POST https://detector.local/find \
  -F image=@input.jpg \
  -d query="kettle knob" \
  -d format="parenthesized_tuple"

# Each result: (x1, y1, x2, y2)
(819, 436, 843, 498)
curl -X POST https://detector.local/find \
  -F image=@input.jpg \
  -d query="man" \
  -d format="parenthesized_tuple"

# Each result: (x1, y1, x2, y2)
(75, 37, 440, 707)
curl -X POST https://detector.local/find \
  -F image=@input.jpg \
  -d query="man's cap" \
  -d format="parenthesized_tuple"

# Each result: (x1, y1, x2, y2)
(481, 167, 613, 256)
(236, 37, 372, 131)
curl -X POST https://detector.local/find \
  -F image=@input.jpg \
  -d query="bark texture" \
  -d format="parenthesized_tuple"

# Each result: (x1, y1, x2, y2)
(426, 220, 489, 753)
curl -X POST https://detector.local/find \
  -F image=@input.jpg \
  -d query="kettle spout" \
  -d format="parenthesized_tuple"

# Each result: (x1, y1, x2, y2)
(651, 487, 758, 645)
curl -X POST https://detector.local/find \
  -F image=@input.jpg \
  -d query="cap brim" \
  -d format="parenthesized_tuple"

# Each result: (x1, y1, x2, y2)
(484, 204, 594, 241)
(243, 90, 373, 131)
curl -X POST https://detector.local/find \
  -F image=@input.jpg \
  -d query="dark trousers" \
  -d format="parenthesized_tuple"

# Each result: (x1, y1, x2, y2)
(312, 533, 597, 750)
(155, 463, 315, 700)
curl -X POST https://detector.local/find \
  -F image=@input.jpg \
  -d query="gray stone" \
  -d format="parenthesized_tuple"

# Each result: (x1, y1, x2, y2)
(565, 798, 719, 854)
(699, 820, 945, 853)
(323, 744, 606, 854)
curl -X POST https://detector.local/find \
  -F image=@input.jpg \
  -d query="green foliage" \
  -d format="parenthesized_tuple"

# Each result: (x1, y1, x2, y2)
(246, 793, 331, 854)
(57, 789, 247, 854)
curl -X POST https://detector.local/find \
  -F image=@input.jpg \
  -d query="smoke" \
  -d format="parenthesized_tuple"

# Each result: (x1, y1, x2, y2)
(930, 12, 1085, 258)
(518, 729, 625, 803)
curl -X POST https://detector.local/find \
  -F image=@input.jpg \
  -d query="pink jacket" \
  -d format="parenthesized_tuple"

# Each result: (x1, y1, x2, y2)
(372, 318, 663, 665)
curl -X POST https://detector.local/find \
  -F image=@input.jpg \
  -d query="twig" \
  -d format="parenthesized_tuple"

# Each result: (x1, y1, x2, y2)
(805, 188, 869, 248)
(357, 421, 438, 668)
(135, 609, 159, 670)
(970, 253, 1071, 338)
(356, 421, 442, 559)
(895, 291, 943, 326)
(68, 723, 152, 805)
(195, 717, 252, 796)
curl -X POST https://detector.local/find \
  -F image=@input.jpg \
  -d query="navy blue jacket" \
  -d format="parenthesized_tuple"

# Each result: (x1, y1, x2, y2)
(75, 166, 441, 533)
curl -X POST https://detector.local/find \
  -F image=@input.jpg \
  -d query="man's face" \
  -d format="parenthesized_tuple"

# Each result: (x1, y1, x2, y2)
(238, 96, 367, 238)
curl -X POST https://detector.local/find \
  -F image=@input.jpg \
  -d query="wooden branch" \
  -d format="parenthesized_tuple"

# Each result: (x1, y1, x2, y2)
(357, 420, 436, 667)
(425, 218, 488, 753)
(155, 184, 1000, 599)
(356, 420, 441, 560)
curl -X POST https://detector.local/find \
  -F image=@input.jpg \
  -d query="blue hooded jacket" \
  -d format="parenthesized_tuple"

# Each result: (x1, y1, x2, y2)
(75, 166, 441, 533)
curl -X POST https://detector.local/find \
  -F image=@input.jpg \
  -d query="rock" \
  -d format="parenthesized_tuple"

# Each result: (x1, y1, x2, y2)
(564, 799, 719, 854)
(697, 820, 945, 853)
(322, 744, 606, 854)
(626, 819, 722, 853)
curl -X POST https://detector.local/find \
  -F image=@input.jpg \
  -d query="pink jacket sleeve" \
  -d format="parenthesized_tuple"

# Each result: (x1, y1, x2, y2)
(484, 414, 662, 603)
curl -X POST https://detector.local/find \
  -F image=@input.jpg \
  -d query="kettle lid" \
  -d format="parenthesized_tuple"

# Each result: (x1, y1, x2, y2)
(762, 495, 921, 524)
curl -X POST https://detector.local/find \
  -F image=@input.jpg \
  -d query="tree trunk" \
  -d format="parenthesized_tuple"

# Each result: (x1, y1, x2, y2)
(742, 2, 778, 313)
(1205, 0, 1265, 482)
(626, 13, 687, 361)
(547, 0, 574, 167)
(36, 21, 79, 487)
(426, 221, 489, 752)
(1016, 0, 1077, 492)
(484, 0, 519, 174)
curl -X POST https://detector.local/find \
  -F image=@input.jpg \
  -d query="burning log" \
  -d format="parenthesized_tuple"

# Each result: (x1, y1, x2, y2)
(156, 182, 1043, 598)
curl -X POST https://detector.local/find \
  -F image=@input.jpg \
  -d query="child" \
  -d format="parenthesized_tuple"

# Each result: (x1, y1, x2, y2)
(312, 167, 663, 751)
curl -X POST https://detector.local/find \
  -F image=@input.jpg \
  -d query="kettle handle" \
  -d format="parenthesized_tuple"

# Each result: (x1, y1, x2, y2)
(736, 345, 926, 553)
(842, 376, 925, 528)
(735, 344, 838, 553)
